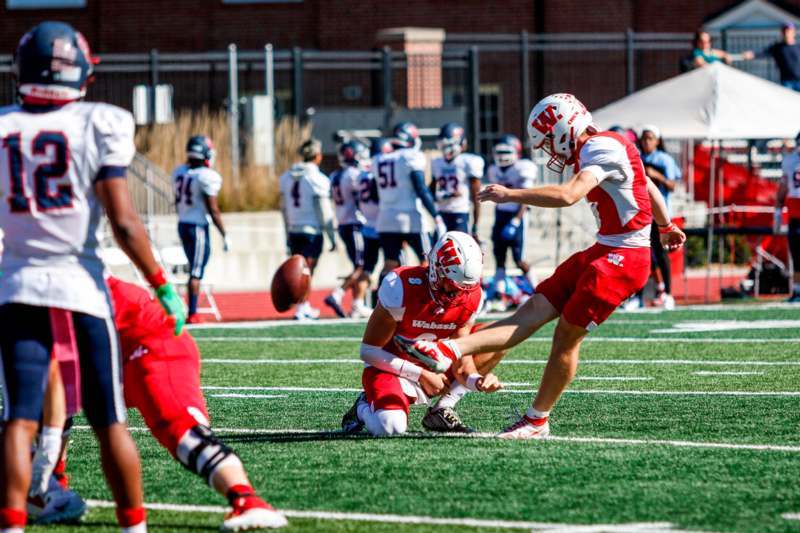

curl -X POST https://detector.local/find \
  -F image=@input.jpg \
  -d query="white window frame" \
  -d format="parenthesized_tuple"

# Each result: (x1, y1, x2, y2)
(7, 0, 85, 8)
(222, 0, 302, 4)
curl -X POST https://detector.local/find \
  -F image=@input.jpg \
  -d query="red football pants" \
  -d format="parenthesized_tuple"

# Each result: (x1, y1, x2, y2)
(123, 335, 209, 456)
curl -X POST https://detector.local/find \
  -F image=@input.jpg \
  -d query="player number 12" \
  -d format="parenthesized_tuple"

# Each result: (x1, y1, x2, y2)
(3, 131, 72, 213)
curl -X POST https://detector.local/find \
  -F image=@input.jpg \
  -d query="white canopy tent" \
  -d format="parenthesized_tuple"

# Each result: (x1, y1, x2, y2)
(592, 62, 800, 140)
(592, 62, 800, 301)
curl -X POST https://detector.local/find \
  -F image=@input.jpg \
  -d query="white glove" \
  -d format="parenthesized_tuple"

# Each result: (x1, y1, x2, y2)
(223, 235, 231, 252)
(434, 215, 447, 239)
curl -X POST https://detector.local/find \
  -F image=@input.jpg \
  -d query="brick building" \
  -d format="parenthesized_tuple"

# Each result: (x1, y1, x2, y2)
(2, 0, 799, 149)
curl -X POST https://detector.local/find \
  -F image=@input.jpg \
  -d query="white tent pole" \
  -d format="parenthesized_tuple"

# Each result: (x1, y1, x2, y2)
(704, 140, 716, 304)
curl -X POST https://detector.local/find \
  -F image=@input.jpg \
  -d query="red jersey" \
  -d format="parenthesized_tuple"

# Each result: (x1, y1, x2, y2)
(576, 131, 652, 248)
(107, 277, 183, 362)
(378, 266, 483, 365)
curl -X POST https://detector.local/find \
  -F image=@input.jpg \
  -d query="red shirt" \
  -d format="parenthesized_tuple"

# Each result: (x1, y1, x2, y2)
(107, 276, 181, 362)
(378, 266, 483, 365)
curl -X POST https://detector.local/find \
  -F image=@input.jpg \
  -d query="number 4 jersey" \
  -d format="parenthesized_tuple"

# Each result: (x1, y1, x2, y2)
(0, 101, 135, 318)
(172, 164, 223, 225)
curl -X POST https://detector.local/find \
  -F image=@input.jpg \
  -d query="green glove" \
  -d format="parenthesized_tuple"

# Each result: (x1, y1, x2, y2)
(155, 283, 186, 335)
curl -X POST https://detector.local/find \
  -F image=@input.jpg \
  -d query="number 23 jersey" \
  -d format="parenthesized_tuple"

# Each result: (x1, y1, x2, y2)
(0, 101, 135, 318)
(431, 153, 484, 214)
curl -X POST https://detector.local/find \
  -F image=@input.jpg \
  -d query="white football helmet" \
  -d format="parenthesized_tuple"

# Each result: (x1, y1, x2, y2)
(527, 93, 594, 173)
(427, 231, 483, 307)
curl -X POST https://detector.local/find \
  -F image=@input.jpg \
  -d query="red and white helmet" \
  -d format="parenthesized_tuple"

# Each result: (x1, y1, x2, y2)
(427, 231, 483, 307)
(527, 93, 594, 173)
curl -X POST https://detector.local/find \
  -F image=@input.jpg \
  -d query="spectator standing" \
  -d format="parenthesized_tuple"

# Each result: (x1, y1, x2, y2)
(692, 30, 733, 67)
(626, 125, 681, 310)
(776, 131, 800, 302)
(746, 23, 800, 91)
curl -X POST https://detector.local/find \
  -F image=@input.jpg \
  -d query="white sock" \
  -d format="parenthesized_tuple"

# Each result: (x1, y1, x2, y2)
(361, 408, 407, 436)
(526, 269, 538, 289)
(332, 287, 344, 300)
(121, 523, 147, 533)
(434, 383, 470, 410)
(525, 407, 550, 420)
(356, 397, 371, 423)
(2, 528, 25, 533)
(494, 267, 506, 292)
(30, 425, 62, 497)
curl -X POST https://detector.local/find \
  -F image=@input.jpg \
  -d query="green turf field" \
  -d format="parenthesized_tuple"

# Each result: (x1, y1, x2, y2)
(24, 304, 800, 532)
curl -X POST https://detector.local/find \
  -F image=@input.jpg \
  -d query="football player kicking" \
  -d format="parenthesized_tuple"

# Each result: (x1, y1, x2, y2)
(431, 123, 485, 238)
(341, 232, 504, 436)
(0, 22, 184, 532)
(325, 140, 372, 318)
(278, 139, 336, 320)
(396, 94, 686, 439)
(29, 276, 288, 530)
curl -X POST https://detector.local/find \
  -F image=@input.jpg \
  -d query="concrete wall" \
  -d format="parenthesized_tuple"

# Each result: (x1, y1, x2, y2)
(143, 206, 598, 292)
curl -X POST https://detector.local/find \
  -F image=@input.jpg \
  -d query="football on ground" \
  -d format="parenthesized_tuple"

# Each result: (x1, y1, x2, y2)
(270, 254, 311, 312)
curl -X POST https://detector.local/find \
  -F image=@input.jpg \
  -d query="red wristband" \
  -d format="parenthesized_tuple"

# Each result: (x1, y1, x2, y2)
(658, 222, 677, 234)
(146, 269, 167, 289)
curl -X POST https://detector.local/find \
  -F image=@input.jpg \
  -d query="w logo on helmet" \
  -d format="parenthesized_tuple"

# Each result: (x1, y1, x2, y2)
(530, 105, 560, 135)
(436, 239, 462, 267)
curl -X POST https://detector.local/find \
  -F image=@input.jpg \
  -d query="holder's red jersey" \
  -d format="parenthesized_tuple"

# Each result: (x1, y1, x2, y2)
(377, 266, 483, 365)
(576, 131, 652, 248)
(107, 276, 182, 362)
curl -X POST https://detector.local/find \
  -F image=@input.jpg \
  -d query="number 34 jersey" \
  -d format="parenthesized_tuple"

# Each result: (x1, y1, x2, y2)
(172, 164, 223, 225)
(0, 101, 135, 318)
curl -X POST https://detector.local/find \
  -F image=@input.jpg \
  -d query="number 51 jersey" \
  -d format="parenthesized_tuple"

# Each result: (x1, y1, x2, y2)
(0, 101, 135, 318)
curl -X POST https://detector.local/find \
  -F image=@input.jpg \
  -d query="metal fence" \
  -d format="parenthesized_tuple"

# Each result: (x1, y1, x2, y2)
(0, 29, 788, 159)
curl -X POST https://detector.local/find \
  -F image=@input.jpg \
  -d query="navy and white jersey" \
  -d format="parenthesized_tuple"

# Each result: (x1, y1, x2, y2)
(488, 159, 538, 213)
(172, 164, 223, 225)
(279, 162, 330, 234)
(330, 165, 365, 226)
(374, 148, 426, 233)
(356, 170, 380, 231)
(0, 102, 135, 318)
(431, 153, 484, 214)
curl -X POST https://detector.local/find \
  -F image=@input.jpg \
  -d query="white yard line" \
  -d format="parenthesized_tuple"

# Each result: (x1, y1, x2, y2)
(782, 513, 800, 520)
(203, 358, 360, 364)
(208, 393, 287, 399)
(83, 499, 701, 532)
(692, 371, 765, 376)
(200, 358, 800, 366)
(573, 377, 654, 381)
(194, 336, 800, 344)
(196, 385, 800, 397)
(74, 426, 800, 454)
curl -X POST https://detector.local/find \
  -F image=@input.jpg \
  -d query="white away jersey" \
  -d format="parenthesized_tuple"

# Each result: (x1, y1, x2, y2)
(279, 162, 330, 234)
(356, 170, 379, 230)
(330, 165, 365, 226)
(578, 132, 652, 248)
(374, 148, 426, 233)
(0, 101, 135, 318)
(431, 153, 484, 214)
(488, 159, 537, 212)
(173, 164, 223, 225)
(781, 150, 800, 218)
